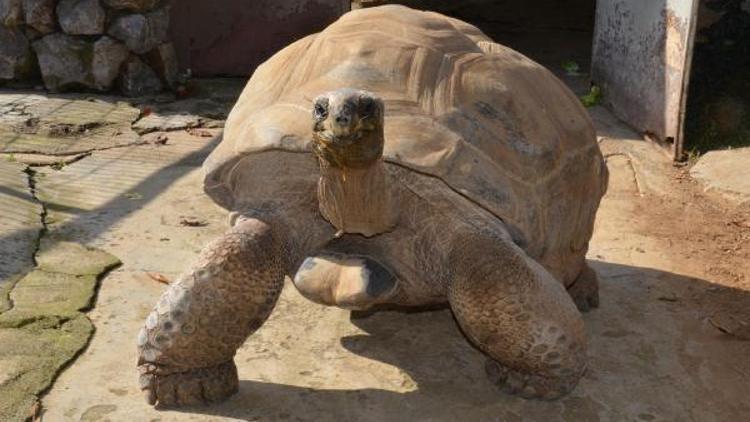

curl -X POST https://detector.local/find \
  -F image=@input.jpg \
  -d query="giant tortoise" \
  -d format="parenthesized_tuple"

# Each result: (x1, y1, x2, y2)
(137, 5, 608, 406)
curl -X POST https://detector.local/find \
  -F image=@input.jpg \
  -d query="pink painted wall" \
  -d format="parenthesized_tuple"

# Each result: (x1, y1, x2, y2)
(170, 0, 350, 76)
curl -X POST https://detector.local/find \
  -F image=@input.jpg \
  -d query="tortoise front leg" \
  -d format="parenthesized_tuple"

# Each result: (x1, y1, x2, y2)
(447, 230, 587, 399)
(137, 214, 314, 406)
(567, 263, 600, 312)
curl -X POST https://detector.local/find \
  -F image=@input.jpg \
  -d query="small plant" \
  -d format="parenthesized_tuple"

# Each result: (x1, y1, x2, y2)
(581, 85, 602, 108)
(685, 148, 702, 165)
(561, 60, 581, 76)
(6, 154, 16, 162)
(124, 192, 143, 200)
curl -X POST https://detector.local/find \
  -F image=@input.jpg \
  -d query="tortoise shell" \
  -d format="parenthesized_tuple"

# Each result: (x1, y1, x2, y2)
(203, 5, 608, 284)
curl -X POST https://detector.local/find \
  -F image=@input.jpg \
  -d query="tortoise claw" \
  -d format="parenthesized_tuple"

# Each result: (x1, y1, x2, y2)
(485, 359, 584, 400)
(138, 361, 239, 407)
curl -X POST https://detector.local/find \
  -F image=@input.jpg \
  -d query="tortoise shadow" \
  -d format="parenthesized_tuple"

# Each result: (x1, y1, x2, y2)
(177, 260, 750, 421)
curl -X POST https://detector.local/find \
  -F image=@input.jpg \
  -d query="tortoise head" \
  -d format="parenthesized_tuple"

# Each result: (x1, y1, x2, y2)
(311, 89, 395, 237)
(312, 89, 384, 169)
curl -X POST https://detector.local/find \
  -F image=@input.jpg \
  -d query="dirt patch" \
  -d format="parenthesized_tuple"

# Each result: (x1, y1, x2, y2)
(631, 162, 750, 340)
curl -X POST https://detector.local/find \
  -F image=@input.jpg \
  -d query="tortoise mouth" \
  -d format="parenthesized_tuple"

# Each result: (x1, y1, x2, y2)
(313, 127, 384, 169)
(315, 129, 364, 148)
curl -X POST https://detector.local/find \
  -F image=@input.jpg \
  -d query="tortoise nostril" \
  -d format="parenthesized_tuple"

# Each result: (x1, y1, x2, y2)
(335, 115, 350, 125)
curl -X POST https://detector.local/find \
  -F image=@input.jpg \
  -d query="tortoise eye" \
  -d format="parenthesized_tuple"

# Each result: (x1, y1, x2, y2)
(359, 98, 374, 117)
(314, 102, 328, 120)
(358, 95, 379, 119)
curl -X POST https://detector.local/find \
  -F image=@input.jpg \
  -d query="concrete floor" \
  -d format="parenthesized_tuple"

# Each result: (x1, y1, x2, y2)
(0, 74, 749, 421)
(690, 147, 750, 205)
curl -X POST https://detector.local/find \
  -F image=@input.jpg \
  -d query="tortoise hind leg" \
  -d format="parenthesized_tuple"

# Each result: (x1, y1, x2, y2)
(448, 232, 587, 399)
(137, 216, 289, 406)
(567, 264, 600, 312)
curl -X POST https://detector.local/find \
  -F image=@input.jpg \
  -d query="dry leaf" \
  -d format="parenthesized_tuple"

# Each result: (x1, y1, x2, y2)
(180, 216, 208, 227)
(187, 128, 213, 138)
(147, 272, 170, 285)
(708, 316, 750, 340)
(153, 134, 168, 145)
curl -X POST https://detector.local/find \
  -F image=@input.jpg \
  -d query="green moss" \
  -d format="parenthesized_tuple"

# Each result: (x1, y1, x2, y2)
(36, 240, 121, 276)
(561, 60, 581, 76)
(580, 85, 601, 108)
(0, 315, 94, 422)
(0, 241, 120, 327)
(0, 313, 74, 330)
(0, 242, 119, 420)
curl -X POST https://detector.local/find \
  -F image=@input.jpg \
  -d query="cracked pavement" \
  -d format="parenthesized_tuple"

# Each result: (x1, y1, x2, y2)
(0, 80, 239, 421)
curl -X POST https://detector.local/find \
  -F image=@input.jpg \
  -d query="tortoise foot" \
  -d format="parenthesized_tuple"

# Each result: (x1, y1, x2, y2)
(139, 360, 239, 407)
(567, 265, 600, 312)
(485, 359, 582, 400)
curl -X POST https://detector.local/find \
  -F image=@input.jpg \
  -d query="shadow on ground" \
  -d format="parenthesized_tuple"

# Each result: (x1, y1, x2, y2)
(0, 137, 218, 276)
(172, 261, 750, 422)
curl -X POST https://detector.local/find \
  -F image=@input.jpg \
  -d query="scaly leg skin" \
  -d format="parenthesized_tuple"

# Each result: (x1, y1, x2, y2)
(448, 232, 588, 400)
(566, 264, 600, 312)
(137, 216, 289, 407)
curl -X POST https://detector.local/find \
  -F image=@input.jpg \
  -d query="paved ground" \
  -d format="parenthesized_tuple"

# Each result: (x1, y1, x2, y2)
(0, 158, 40, 311)
(0, 83, 234, 421)
(0, 79, 749, 422)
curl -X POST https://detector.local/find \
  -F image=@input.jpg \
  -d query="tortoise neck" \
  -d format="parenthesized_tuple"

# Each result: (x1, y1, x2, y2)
(317, 160, 396, 237)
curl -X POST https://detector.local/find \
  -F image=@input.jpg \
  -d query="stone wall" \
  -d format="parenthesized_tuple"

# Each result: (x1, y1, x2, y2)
(0, 0, 176, 96)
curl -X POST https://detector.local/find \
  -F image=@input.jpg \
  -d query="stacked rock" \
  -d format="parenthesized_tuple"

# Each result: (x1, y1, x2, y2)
(0, 0, 176, 96)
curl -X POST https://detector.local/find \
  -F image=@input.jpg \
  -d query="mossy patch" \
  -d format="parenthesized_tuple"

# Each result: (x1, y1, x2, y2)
(0, 241, 120, 328)
(0, 241, 119, 421)
(36, 240, 121, 276)
(0, 315, 94, 422)
(580, 85, 602, 108)
(0, 271, 96, 328)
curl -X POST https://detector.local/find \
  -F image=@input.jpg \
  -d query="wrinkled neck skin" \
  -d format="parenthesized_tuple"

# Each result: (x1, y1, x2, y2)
(313, 128, 396, 237)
